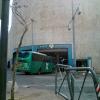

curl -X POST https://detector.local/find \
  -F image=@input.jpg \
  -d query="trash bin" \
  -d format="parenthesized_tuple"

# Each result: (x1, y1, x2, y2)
(87, 57, 92, 67)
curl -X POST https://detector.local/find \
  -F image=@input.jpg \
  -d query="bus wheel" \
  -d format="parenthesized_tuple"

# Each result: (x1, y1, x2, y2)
(25, 72, 30, 75)
(38, 68, 41, 75)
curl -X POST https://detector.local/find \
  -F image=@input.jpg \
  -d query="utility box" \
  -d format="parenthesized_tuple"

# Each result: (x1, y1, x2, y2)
(76, 57, 92, 67)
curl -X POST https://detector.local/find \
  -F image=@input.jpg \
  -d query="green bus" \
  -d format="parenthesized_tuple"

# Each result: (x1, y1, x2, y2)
(15, 51, 55, 74)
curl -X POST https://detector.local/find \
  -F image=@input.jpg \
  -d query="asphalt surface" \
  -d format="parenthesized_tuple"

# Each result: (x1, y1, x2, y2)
(7, 69, 100, 100)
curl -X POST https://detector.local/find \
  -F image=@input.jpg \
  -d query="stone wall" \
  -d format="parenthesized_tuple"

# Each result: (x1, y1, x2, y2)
(8, 0, 100, 72)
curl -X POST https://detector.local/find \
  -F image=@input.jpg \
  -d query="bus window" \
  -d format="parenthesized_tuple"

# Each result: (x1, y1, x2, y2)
(32, 52, 55, 63)
(32, 53, 46, 62)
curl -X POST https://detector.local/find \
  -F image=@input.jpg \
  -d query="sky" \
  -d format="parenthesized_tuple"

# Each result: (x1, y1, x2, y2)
(0, 0, 13, 32)
(8, 0, 13, 32)
(0, 19, 1, 34)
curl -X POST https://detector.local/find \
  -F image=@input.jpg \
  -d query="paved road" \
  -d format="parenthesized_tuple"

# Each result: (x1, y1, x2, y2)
(7, 69, 100, 100)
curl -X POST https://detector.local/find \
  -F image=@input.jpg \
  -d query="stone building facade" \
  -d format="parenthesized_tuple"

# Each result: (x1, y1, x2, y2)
(8, 0, 100, 72)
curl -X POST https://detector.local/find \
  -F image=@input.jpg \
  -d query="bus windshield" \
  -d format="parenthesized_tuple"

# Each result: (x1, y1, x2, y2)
(19, 52, 30, 58)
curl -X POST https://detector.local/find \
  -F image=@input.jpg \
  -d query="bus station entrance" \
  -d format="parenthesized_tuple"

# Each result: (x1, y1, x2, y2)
(38, 48, 68, 65)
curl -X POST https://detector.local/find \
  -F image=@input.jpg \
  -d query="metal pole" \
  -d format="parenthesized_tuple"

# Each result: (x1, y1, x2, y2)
(72, 0, 76, 67)
(0, 0, 9, 100)
(55, 64, 57, 94)
(78, 71, 88, 100)
(31, 19, 34, 51)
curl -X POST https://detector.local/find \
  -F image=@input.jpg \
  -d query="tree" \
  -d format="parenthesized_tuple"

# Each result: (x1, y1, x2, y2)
(9, 1, 31, 100)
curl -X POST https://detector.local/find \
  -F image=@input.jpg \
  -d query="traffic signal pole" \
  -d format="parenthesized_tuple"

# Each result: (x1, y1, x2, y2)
(0, 0, 9, 100)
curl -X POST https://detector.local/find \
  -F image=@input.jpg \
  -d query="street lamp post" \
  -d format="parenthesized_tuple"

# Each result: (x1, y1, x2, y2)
(69, 0, 81, 67)
(31, 19, 34, 51)
(72, 0, 76, 67)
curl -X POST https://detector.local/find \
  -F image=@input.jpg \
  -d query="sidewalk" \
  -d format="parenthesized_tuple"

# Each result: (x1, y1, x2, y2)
(7, 87, 63, 100)
(7, 69, 100, 100)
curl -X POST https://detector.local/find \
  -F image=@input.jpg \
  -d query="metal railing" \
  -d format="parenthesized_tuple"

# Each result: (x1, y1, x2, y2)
(55, 64, 100, 100)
